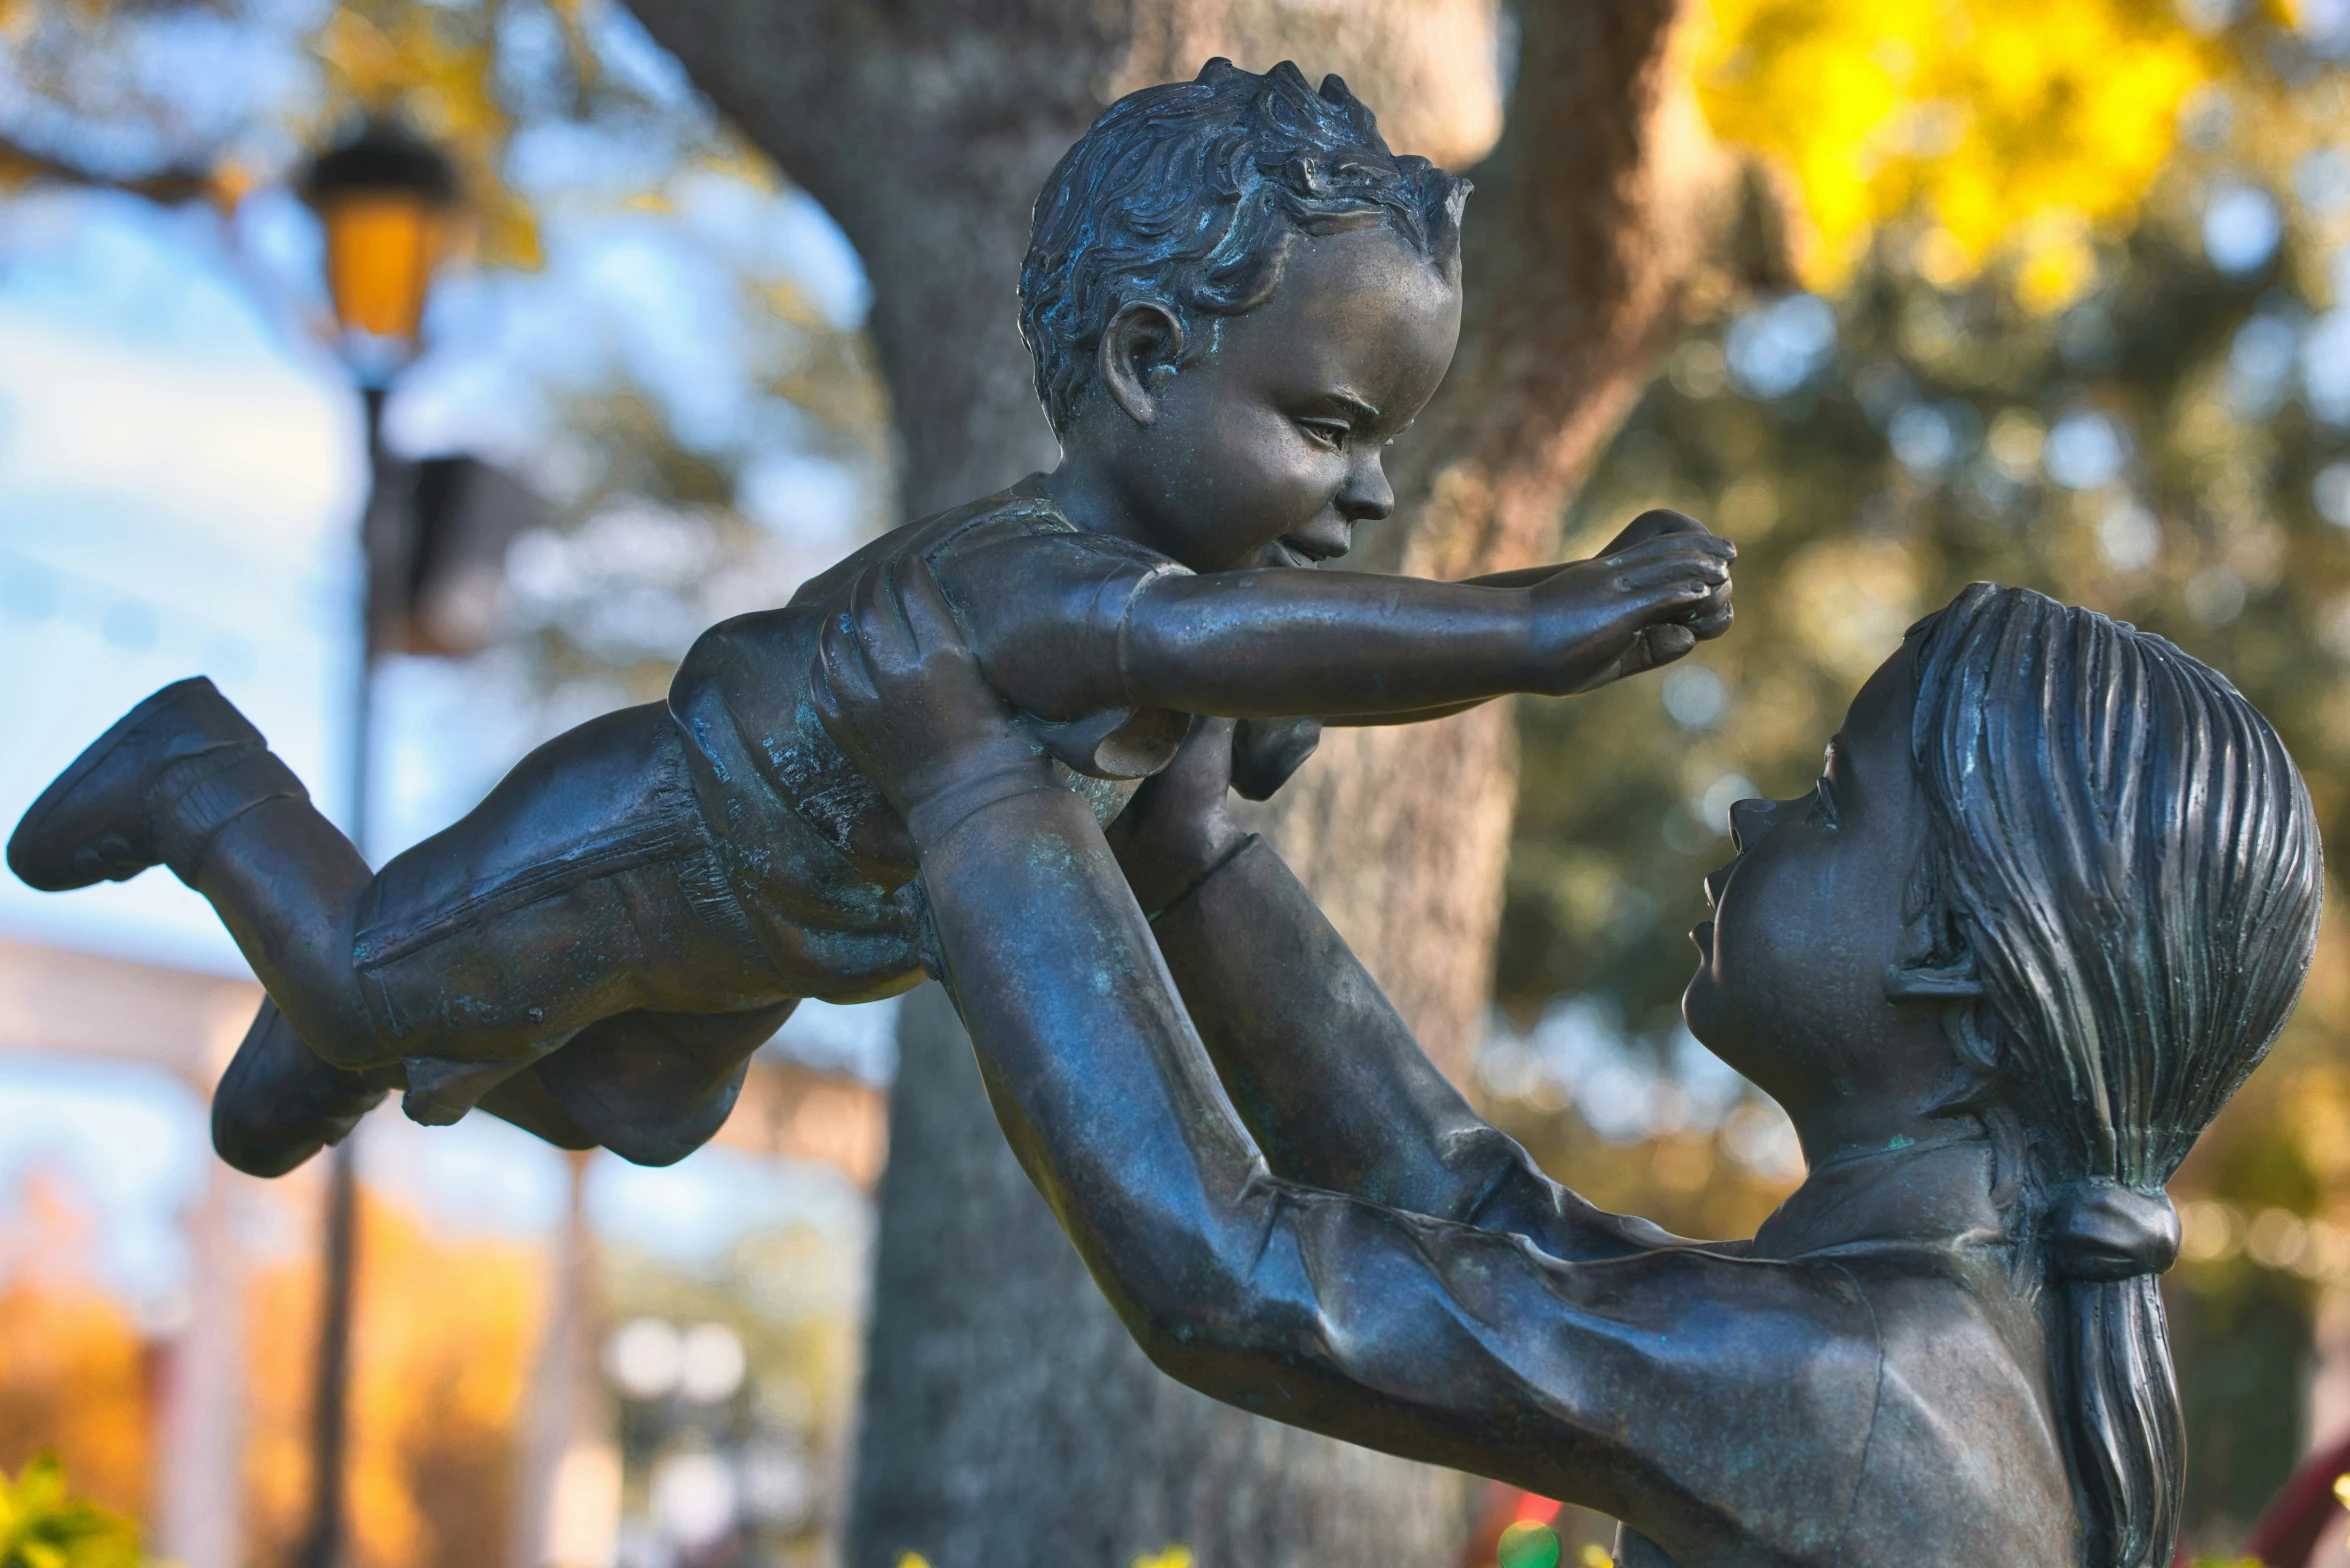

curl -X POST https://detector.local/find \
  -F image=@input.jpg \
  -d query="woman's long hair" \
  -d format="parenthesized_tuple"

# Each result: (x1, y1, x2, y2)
(1903, 584, 2322, 1568)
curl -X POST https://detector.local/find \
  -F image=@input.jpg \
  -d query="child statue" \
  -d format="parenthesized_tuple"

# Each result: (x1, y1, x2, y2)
(8, 60, 1732, 1173)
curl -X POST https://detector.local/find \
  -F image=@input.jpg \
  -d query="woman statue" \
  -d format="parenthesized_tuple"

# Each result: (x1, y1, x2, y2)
(812, 566, 2321, 1568)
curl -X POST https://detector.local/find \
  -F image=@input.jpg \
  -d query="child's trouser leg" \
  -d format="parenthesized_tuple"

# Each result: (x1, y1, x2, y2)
(225, 995, 802, 1171)
(346, 703, 790, 1126)
(223, 698, 797, 1153)
(529, 1000, 800, 1166)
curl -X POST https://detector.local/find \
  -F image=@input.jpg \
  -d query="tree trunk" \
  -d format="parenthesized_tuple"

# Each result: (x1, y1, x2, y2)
(623, 3, 1737, 1561)
(1243, 0, 1739, 1078)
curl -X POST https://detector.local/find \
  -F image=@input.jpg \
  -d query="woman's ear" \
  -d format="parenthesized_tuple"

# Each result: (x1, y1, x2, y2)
(1098, 302, 1186, 428)
(1883, 960, 1986, 1004)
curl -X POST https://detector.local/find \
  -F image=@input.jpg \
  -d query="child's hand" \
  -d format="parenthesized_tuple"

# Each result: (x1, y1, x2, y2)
(811, 558, 1055, 846)
(1526, 512, 1734, 694)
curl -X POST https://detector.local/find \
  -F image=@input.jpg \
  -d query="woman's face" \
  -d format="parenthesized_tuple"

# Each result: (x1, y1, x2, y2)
(1683, 640, 1955, 1120)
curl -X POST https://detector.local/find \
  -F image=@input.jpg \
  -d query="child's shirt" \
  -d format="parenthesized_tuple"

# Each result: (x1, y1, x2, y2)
(666, 475, 1195, 998)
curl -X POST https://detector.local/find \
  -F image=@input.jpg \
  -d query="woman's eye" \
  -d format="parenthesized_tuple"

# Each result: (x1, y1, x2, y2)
(1807, 780, 1839, 828)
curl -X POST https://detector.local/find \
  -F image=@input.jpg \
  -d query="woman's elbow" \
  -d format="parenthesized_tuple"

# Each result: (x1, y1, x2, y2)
(1091, 1232, 1306, 1392)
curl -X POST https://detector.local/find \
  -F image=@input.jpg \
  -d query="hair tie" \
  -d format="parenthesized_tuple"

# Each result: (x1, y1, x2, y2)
(2050, 1180, 2180, 1282)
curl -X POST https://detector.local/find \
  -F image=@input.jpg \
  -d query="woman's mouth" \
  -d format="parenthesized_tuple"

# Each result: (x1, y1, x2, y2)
(1702, 857, 1739, 910)
(1690, 918, 1714, 957)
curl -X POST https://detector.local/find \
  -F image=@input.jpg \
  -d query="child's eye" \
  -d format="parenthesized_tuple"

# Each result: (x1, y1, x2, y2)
(1294, 417, 1348, 449)
(1807, 779, 1840, 828)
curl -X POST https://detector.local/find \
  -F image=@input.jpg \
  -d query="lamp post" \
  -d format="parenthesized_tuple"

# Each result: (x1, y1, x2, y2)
(295, 119, 458, 1568)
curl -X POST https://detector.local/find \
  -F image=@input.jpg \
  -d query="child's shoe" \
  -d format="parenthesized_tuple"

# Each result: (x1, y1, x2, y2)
(9, 677, 300, 890)
(212, 998, 398, 1177)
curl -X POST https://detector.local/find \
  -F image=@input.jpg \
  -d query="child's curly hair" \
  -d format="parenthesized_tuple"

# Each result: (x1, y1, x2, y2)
(1019, 58, 1470, 435)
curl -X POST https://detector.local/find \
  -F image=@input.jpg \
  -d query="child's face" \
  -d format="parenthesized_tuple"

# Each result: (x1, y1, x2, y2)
(1097, 224, 1460, 573)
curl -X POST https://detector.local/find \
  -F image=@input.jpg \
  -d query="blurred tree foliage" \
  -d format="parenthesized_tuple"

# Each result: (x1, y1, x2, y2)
(1696, 0, 2223, 298)
(0, 1182, 147, 1528)
(1495, 1, 2350, 1550)
(240, 1191, 544, 1568)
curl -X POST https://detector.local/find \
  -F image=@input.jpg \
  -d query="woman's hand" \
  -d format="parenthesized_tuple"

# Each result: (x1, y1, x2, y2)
(1106, 715, 1249, 916)
(810, 558, 1055, 849)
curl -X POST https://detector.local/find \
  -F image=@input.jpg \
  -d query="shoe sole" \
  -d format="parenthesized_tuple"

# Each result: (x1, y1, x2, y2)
(8, 676, 228, 890)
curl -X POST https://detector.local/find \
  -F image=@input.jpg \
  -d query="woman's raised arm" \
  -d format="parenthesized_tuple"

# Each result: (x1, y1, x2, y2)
(803, 560, 1880, 1563)
(1109, 717, 1680, 1259)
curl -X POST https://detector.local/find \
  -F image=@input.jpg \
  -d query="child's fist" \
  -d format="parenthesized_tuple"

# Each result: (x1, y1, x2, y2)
(1525, 516, 1735, 695)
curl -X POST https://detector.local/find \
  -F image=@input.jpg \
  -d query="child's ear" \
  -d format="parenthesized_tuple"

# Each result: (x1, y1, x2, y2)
(1099, 302, 1186, 428)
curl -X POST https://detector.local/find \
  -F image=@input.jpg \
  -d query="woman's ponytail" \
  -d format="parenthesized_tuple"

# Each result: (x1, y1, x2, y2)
(1905, 585, 2321, 1568)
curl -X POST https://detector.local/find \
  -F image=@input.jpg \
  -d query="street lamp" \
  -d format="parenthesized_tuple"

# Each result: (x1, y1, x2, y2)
(306, 121, 460, 347)
(295, 118, 458, 1568)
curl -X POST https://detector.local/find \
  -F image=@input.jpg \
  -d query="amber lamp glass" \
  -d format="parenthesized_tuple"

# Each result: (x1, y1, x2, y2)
(302, 124, 459, 344)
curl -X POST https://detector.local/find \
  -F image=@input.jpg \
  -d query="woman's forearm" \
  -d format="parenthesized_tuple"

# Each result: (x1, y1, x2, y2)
(919, 787, 1272, 1314)
(1149, 835, 1668, 1258)
(1149, 834, 1524, 1214)
(1120, 570, 1534, 717)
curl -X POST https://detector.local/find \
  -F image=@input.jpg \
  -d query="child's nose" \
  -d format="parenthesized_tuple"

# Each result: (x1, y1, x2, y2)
(1335, 451, 1394, 523)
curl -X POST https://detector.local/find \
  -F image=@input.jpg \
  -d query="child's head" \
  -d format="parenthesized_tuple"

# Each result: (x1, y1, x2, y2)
(1686, 582, 2320, 1568)
(1021, 60, 1471, 571)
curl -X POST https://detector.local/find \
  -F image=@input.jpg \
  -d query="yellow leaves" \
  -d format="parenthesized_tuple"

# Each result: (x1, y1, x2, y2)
(1695, 0, 2220, 305)
(0, 1456, 142, 1568)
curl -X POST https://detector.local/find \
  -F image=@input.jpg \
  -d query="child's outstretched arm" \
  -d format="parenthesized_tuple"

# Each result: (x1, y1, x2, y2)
(1120, 514, 1734, 721)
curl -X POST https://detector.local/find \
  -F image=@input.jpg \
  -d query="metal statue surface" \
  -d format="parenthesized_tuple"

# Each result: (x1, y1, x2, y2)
(809, 562, 2321, 1568)
(7, 59, 1730, 1174)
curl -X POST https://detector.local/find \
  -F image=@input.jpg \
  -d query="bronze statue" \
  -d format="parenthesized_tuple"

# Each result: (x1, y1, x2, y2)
(809, 562, 2320, 1568)
(6, 60, 1730, 1174)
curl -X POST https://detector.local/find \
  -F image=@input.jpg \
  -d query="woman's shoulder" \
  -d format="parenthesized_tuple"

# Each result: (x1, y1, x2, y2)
(1547, 1240, 2068, 1563)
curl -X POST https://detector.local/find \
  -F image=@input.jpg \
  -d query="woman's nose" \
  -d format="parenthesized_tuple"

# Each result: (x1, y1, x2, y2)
(1334, 449, 1394, 524)
(1728, 796, 1782, 854)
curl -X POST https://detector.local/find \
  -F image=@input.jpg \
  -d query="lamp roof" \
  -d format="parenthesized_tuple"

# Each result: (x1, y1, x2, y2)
(302, 121, 459, 208)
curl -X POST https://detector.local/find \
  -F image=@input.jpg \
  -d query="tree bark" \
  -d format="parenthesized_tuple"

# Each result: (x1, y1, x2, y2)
(623, 3, 1736, 1562)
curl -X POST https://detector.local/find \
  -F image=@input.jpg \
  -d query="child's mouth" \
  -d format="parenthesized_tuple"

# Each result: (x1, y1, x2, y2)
(1265, 535, 1338, 569)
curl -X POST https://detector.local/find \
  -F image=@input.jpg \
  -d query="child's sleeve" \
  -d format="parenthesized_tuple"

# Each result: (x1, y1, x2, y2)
(932, 529, 1195, 781)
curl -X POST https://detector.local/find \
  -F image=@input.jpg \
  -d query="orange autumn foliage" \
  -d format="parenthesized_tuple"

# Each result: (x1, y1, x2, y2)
(0, 1161, 550, 1568)
(244, 1187, 547, 1568)
(0, 1175, 148, 1525)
